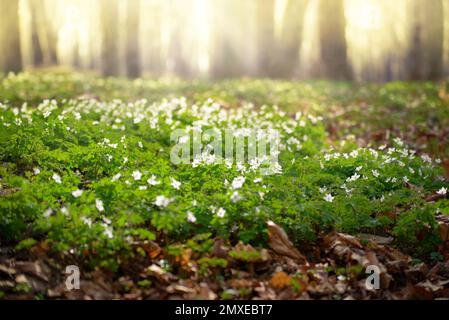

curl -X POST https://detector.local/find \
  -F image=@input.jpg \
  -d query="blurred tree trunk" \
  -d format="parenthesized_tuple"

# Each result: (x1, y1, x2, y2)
(209, 0, 238, 78)
(0, 0, 22, 73)
(256, 0, 276, 77)
(169, 26, 191, 78)
(318, 0, 351, 80)
(407, 0, 443, 80)
(210, 0, 256, 78)
(146, 9, 163, 76)
(30, 2, 44, 67)
(29, 0, 58, 67)
(125, 0, 141, 78)
(100, 0, 119, 77)
(166, 0, 191, 78)
(425, 0, 443, 80)
(73, 41, 81, 69)
(273, 0, 309, 78)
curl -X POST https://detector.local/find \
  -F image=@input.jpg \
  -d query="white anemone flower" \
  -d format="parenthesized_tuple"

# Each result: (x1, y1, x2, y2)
(72, 189, 83, 198)
(52, 173, 62, 184)
(231, 176, 245, 189)
(95, 199, 105, 212)
(171, 178, 181, 190)
(132, 170, 142, 181)
(324, 193, 334, 203)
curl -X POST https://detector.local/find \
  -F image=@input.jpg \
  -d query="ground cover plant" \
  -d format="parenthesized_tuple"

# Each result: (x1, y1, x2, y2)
(1, 72, 449, 300)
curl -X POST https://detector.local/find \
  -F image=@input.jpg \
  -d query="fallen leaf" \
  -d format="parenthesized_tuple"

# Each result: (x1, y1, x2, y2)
(266, 221, 307, 263)
(358, 233, 393, 245)
(270, 271, 291, 289)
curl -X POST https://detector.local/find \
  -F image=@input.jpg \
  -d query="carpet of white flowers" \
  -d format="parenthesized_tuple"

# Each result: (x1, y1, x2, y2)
(1, 73, 449, 299)
(1, 89, 448, 271)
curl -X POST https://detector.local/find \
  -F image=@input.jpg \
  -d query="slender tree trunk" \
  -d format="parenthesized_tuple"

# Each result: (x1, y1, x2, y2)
(256, 0, 276, 77)
(273, 0, 309, 78)
(318, 0, 351, 80)
(100, 0, 119, 77)
(210, 0, 256, 78)
(407, 0, 444, 80)
(30, 2, 44, 67)
(29, 0, 58, 66)
(170, 25, 191, 77)
(0, 0, 22, 73)
(424, 0, 444, 79)
(125, 0, 141, 78)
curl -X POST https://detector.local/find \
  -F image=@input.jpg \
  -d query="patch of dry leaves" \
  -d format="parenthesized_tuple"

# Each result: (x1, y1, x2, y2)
(1, 221, 449, 300)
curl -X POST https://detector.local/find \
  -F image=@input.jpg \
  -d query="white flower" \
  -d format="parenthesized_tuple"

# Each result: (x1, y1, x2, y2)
(102, 216, 112, 225)
(43, 208, 53, 218)
(33, 167, 41, 175)
(103, 225, 114, 239)
(147, 175, 161, 186)
(139, 185, 147, 190)
(324, 193, 334, 203)
(187, 211, 196, 223)
(123, 157, 129, 164)
(52, 173, 62, 184)
(72, 189, 83, 198)
(95, 199, 105, 212)
(61, 207, 69, 215)
(437, 187, 447, 196)
(132, 170, 142, 181)
(154, 195, 172, 208)
(81, 216, 92, 228)
(217, 207, 226, 218)
(111, 173, 122, 182)
(319, 187, 327, 194)
(253, 178, 262, 183)
(372, 170, 379, 178)
(232, 176, 245, 189)
(138, 141, 143, 149)
(171, 178, 181, 190)
(231, 191, 241, 203)
(346, 173, 360, 182)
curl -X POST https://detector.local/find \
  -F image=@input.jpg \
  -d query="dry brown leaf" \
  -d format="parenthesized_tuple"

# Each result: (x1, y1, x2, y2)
(270, 271, 291, 290)
(267, 221, 307, 263)
(358, 233, 393, 245)
(13, 260, 51, 282)
(140, 240, 161, 259)
(212, 237, 228, 259)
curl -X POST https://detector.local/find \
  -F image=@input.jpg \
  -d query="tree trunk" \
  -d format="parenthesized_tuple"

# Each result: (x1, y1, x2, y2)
(256, 0, 276, 77)
(125, 0, 141, 78)
(272, 0, 309, 78)
(406, 0, 444, 80)
(100, 0, 120, 77)
(423, 0, 443, 79)
(0, 0, 22, 73)
(210, 0, 256, 78)
(29, 0, 43, 67)
(318, 0, 351, 80)
(28, 0, 58, 67)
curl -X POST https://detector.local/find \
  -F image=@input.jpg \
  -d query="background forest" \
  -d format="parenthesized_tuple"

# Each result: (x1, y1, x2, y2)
(1, 0, 449, 81)
(1, 1, 449, 301)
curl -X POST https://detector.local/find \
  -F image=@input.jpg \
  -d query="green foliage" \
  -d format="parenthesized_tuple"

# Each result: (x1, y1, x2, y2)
(393, 204, 442, 256)
(0, 72, 448, 268)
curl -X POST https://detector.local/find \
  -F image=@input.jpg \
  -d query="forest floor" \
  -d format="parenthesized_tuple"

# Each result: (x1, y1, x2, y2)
(1, 72, 449, 300)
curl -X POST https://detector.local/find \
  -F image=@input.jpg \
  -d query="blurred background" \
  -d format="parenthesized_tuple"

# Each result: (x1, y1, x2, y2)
(1, 0, 449, 81)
